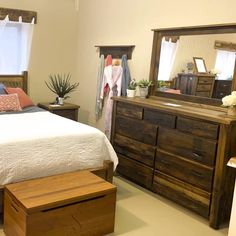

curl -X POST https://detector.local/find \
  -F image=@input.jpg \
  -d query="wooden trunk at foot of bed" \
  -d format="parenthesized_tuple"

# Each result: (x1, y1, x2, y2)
(0, 160, 114, 218)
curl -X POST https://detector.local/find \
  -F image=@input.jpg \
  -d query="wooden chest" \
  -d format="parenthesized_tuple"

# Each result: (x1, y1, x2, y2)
(4, 171, 117, 236)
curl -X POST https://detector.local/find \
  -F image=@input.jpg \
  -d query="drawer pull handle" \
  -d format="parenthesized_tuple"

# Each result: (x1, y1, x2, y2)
(192, 152, 203, 161)
(191, 170, 204, 178)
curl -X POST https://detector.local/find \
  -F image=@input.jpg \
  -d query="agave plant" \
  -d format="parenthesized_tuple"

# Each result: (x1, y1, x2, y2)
(45, 73, 79, 99)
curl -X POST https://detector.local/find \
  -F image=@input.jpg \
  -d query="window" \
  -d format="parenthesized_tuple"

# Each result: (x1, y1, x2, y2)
(214, 50, 236, 80)
(0, 8, 37, 74)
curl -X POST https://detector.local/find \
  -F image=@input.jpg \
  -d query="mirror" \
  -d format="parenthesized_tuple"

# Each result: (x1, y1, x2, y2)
(149, 24, 236, 105)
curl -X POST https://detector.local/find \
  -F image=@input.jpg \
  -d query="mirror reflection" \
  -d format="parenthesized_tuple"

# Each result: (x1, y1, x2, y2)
(157, 33, 236, 99)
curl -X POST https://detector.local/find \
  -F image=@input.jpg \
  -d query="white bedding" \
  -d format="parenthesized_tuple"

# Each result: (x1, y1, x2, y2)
(0, 111, 118, 185)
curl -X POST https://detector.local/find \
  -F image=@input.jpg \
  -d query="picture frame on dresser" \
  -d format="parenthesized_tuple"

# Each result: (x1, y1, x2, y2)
(193, 57, 207, 74)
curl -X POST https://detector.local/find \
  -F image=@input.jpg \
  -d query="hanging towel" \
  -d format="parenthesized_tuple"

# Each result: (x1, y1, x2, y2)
(95, 55, 105, 120)
(121, 54, 131, 96)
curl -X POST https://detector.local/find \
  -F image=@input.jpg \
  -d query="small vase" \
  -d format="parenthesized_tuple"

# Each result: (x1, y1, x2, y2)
(127, 89, 136, 98)
(56, 97, 64, 105)
(139, 87, 148, 98)
(227, 106, 236, 117)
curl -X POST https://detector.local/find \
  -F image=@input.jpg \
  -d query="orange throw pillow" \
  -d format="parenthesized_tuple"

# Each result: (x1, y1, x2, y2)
(5, 87, 34, 108)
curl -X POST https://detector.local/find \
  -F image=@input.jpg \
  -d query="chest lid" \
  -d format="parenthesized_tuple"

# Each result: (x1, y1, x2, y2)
(5, 170, 116, 214)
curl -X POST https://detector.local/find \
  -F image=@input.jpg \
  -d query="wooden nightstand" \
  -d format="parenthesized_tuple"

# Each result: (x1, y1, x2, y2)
(38, 102, 80, 121)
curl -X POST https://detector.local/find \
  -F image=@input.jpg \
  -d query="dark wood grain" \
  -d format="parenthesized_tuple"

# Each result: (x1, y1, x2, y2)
(117, 154, 154, 189)
(111, 97, 236, 229)
(176, 116, 219, 139)
(117, 102, 143, 119)
(157, 127, 217, 166)
(115, 116, 158, 145)
(143, 108, 176, 128)
(156, 149, 214, 192)
(114, 133, 156, 167)
(153, 171, 210, 218)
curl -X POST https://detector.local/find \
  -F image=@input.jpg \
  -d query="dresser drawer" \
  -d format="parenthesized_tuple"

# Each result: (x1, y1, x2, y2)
(117, 154, 153, 189)
(156, 149, 214, 192)
(157, 128, 217, 166)
(144, 109, 176, 128)
(198, 77, 214, 84)
(113, 134, 155, 167)
(115, 116, 158, 145)
(117, 102, 143, 119)
(195, 91, 211, 97)
(196, 84, 212, 92)
(153, 171, 210, 218)
(177, 117, 219, 139)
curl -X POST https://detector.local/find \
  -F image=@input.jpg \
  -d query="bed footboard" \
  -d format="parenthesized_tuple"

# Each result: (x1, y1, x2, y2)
(90, 160, 114, 183)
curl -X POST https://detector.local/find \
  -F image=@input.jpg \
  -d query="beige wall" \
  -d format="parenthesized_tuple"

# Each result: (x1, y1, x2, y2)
(2, 0, 236, 131)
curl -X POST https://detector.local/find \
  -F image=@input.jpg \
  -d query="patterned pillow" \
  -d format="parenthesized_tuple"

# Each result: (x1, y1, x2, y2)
(0, 94, 22, 112)
(0, 83, 6, 95)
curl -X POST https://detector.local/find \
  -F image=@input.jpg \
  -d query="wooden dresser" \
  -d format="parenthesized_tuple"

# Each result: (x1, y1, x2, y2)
(176, 73, 215, 98)
(111, 96, 236, 229)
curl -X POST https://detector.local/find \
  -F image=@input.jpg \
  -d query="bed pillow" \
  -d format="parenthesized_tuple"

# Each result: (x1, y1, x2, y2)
(5, 87, 34, 108)
(0, 83, 6, 95)
(0, 94, 22, 112)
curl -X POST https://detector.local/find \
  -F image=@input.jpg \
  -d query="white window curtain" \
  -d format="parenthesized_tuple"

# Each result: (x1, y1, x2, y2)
(157, 37, 179, 81)
(0, 16, 34, 74)
(214, 49, 236, 80)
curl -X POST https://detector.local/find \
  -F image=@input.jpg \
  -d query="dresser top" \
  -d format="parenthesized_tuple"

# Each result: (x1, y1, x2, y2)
(112, 96, 236, 125)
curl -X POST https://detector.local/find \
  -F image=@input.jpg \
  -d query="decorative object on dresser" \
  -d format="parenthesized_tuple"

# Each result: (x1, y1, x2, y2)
(111, 96, 236, 229)
(175, 73, 215, 98)
(45, 73, 79, 105)
(4, 170, 117, 236)
(38, 102, 80, 121)
(137, 79, 153, 98)
(127, 79, 137, 97)
(193, 57, 208, 74)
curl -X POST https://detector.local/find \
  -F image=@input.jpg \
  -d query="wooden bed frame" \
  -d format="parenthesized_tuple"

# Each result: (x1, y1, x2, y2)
(0, 71, 115, 217)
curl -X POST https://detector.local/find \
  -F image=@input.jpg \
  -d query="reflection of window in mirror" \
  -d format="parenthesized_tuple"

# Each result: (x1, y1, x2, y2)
(214, 41, 236, 80)
(157, 37, 179, 83)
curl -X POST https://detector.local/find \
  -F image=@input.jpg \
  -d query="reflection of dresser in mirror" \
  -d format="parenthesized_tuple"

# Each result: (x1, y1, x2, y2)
(175, 73, 215, 98)
(212, 80, 232, 99)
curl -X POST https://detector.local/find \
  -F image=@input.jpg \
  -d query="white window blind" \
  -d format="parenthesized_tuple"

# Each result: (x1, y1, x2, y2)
(0, 16, 34, 74)
(214, 49, 236, 80)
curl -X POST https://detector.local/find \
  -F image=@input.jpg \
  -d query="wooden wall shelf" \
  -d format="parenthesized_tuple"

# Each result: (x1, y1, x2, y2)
(95, 45, 135, 59)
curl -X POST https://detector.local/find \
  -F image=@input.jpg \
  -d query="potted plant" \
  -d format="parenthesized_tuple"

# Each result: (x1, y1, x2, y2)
(127, 79, 137, 98)
(138, 79, 153, 98)
(45, 73, 79, 105)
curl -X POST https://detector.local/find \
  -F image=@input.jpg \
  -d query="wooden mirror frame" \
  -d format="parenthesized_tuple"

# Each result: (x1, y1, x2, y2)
(149, 23, 236, 106)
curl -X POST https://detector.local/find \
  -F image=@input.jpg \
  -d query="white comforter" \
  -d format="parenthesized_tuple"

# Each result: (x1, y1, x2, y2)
(0, 111, 118, 185)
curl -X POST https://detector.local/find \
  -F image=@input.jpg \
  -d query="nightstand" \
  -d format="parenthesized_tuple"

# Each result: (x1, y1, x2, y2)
(38, 102, 80, 121)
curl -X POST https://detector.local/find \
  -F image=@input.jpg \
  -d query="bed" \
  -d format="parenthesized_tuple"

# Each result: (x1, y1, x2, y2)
(0, 71, 118, 215)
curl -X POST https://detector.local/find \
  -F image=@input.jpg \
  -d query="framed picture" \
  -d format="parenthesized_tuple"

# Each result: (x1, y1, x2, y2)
(193, 57, 207, 73)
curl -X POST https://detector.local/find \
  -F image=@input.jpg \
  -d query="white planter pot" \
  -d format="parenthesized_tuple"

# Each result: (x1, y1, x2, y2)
(56, 97, 64, 105)
(127, 89, 136, 98)
(139, 87, 148, 98)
